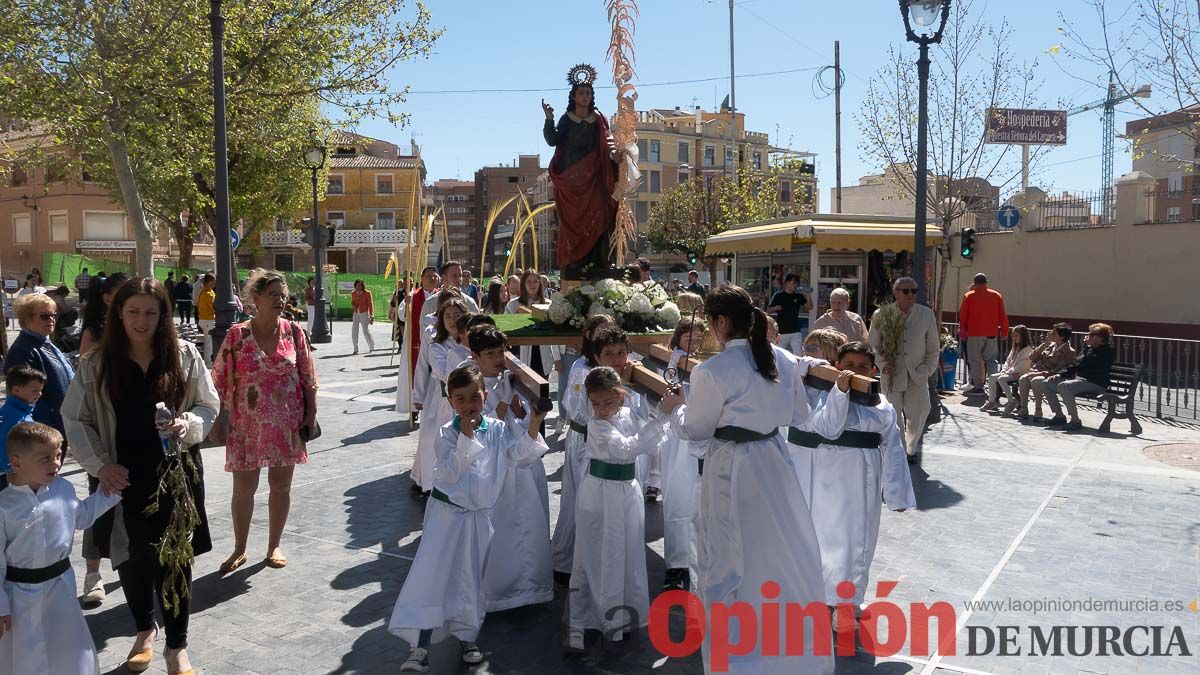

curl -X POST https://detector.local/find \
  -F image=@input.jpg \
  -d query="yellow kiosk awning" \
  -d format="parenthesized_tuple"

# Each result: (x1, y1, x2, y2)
(704, 216, 944, 256)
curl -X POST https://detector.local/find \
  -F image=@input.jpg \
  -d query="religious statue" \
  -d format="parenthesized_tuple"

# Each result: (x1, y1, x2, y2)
(542, 64, 620, 280)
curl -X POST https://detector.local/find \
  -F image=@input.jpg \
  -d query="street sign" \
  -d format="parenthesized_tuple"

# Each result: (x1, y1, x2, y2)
(230, 230, 241, 249)
(985, 108, 1068, 145)
(997, 205, 1021, 229)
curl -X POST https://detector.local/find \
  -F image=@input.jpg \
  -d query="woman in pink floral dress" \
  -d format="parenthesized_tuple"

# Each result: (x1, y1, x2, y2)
(212, 270, 318, 573)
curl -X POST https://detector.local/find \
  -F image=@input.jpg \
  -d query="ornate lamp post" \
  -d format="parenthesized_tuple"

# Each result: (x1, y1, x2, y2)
(304, 139, 332, 343)
(899, 0, 951, 306)
(208, 0, 237, 357)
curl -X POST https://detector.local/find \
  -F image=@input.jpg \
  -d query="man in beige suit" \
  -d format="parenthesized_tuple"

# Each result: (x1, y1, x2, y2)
(868, 277, 941, 462)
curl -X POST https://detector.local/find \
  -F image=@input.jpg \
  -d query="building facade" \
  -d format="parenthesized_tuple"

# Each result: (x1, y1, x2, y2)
(474, 155, 544, 276)
(256, 131, 425, 275)
(1126, 107, 1200, 224)
(428, 179, 478, 272)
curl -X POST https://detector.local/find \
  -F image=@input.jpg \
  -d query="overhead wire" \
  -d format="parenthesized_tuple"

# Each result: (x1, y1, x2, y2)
(395, 66, 823, 96)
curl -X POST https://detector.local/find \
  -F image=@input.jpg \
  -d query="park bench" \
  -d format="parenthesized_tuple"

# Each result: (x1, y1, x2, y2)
(1076, 362, 1144, 435)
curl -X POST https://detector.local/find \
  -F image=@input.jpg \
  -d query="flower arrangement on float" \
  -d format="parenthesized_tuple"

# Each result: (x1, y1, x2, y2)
(546, 278, 681, 333)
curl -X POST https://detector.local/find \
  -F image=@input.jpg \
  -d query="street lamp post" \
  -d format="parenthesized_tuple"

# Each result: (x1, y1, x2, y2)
(304, 141, 332, 343)
(899, 0, 951, 306)
(208, 0, 237, 357)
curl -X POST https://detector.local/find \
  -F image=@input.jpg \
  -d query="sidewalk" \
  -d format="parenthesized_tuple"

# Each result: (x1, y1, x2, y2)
(46, 321, 1197, 674)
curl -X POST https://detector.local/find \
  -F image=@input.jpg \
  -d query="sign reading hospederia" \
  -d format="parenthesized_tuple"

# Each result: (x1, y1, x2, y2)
(985, 108, 1068, 145)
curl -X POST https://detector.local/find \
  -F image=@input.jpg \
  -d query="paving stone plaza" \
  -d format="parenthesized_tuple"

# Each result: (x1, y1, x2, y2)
(57, 325, 1198, 675)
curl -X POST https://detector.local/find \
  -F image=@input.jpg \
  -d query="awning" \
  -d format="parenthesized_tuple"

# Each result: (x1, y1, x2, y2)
(704, 220, 798, 256)
(704, 216, 944, 256)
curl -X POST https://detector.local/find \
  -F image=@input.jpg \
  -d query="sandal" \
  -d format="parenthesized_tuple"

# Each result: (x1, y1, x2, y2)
(265, 553, 289, 569)
(219, 552, 247, 574)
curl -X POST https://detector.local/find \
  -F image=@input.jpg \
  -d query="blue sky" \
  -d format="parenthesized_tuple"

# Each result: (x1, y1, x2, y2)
(351, 0, 1147, 205)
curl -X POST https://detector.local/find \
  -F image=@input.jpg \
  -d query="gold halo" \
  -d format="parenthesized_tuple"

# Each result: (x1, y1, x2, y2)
(566, 63, 598, 87)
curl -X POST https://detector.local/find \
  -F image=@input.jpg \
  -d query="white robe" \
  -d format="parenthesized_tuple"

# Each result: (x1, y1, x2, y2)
(388, 416, 548, 645)
(412, 337, 464, 490)
(550, 357, 592, 574)
(660, 348, 701, 571)
(569, 406, 665, 635)
(476, 369, 553, 611)
(0, 478, 121, 675)
(674, 340, 846, 675)
(790, 387, 916, 605)
(411, 323, 437, 408)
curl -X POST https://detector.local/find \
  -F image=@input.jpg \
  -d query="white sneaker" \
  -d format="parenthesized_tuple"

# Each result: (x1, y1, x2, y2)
(460, 641, 483, 665)
(400, 647, 429, 672)
(81, 572, 105, 606)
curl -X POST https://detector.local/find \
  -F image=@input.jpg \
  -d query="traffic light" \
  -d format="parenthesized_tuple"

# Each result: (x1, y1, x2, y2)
(960, 228, 976, 260)
(687, 252, 698, 265)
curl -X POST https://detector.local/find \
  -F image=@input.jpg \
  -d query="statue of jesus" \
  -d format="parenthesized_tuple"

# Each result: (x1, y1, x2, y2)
(542, 65, 620, 281)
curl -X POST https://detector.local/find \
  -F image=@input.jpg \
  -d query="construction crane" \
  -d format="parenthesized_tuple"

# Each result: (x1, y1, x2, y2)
(1067, 72, 1151, 220)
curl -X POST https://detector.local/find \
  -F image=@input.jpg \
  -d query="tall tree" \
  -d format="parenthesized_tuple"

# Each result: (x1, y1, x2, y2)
(0, 0, 440, 274)
(856, 0, 1053, 316)
(1058, 0, 1200, 169)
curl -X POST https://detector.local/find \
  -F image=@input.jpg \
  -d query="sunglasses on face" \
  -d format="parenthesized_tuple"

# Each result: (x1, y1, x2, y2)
(804, 343, 822, 353)
(898, 288, 917, 295)
(35, 313, 56, 321)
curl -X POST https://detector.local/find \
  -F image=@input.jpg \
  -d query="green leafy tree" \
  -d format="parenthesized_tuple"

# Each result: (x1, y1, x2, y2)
(0, 0, 440, 274)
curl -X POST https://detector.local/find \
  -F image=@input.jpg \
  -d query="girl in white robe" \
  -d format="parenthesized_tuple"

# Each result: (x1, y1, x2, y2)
(389, 365, 549, 672)
(659, 318, 706, 591)
(549, 314, 614, 579)
(791, 342, 916, 608)
(672, 286, 848, 675)
(591, 328, 658, 499)
(412, 299, 471, 492)
(566, 366, 677, 651)
(460, 325, 555, 612)
(0, 427, 121, 675)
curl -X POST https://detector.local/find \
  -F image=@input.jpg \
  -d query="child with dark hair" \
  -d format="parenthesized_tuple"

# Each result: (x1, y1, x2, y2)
(565, 366, 680, 652)
(590, 326, 659, 498)
(791, 341, 914, 626)
(390, 365, 549, 672)
(659, 318, 705, 591)
(411, 299, 471, 495)
(463, 325, 553, 611)
(550, 314, 615, 582)
(0, 365, 46, 485)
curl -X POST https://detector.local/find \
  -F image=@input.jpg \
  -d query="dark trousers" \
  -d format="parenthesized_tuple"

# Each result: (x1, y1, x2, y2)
(175, 301, 192, 324)
(117, 549, 192, 649)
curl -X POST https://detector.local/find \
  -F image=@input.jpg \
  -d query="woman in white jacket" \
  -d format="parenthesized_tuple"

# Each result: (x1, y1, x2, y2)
(504, 270, 561, 378)
(982, 325, 1033, 414)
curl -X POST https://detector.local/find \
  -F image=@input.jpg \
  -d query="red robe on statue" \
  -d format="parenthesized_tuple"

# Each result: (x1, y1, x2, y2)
(549, 112, 618, 269)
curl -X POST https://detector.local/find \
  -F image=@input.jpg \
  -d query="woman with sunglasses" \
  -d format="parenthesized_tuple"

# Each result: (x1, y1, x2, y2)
(2, 294, 74, 440)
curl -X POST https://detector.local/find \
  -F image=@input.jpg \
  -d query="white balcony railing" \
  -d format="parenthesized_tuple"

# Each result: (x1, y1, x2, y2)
(334, 228, 410, 248)
(260, 231, 308, 247)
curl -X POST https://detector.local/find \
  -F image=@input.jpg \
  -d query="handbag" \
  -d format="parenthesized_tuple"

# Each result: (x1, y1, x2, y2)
(291, 321, 321, 441)
(207, 325, 236, 444)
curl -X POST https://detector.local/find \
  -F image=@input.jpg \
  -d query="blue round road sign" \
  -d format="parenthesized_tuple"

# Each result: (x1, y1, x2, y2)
(997, 205, 1021, 229)
(230, 230, 241, 249)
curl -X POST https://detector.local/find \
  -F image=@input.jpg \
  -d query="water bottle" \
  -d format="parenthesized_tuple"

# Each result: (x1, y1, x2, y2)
(155, 402, 178, 457)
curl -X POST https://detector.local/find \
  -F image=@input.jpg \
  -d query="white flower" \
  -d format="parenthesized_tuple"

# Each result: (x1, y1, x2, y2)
(578, 284, 597, 297)
(655, 302, 681, 327)
(587, 304, 616, 319)
(628, 293, 654, 316)
(547, 293, 576, 324)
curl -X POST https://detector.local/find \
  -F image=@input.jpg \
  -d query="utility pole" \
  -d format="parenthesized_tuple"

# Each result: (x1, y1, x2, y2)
(727, 0, 736, 179)
(834, 40, 843, 213)
(208, 0, 236, 358)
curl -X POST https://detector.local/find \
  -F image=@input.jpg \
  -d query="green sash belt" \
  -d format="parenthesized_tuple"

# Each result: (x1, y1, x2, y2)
(589, 458, 635, 481)
(568, 420, 588, 439)
(430, 487, 462, 509)
(712, 426, 777, 443)
(787, 428, 883, 449)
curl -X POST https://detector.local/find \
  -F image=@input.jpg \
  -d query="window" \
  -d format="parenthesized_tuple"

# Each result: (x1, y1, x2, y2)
(10, 166, 27, 187)
(678, 168, 689, 184)
(649, 140, 660, 162)
(1167, 172, 1184, 197)
(678, 141, 689, 164)
(704, 146, 715, 166)
(13, 213, 31, 243)
(781, 180, 792, 203)
(327, 174, 344, 195)
(1167, 206, 1181, 222)
(376, 174, 393, 195)
(377, 252, 393, 275)
(635, 200, 649, 224)
(326, 211, 345, 227)
(637, 140, 648, 159)
(81, 169, 94, 182)
(376, 211, 395, 229)
(649, 170, 661, 193)
(752, 151, 762, 170)
(83, 212, 125, 239)
(507, 176, 519, 183)
(274, 253, 294, 272)
(49, 212, 69, 242)
(1192, 202, 1200, 221)
(724, 147, 733, 167)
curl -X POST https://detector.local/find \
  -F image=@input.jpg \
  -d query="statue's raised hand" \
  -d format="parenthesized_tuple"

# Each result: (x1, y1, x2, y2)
(541, 98, 554, 120)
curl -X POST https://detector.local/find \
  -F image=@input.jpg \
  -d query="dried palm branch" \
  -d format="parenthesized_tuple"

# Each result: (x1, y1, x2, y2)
(606, 0, 641, 265)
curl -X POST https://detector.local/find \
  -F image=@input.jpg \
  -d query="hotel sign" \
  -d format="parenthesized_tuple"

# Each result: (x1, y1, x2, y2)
(76, 240, 136, 250)
(985, 108, 1068, 145)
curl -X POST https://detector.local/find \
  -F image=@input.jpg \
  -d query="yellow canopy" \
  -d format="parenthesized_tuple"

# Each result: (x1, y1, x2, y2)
(705, 216, 944, 256)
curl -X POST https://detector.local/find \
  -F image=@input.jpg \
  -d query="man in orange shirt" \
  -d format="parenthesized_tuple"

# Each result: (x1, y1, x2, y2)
(958, 273, 1009, 394)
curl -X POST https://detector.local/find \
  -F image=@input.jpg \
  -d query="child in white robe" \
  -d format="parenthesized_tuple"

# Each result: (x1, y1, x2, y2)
(390, 365, 549, 672)
(550, 314, 614, 582)
(592, 326, 656, 491)
(792, 341, 916, 614)
(659, 318, 705, 592)
(672, 286, 849, 675)
(0, 422, 120, 675)
(565, 366, 680, 652)
(464, 324, 554, 612)
(412, 298, 471, 494)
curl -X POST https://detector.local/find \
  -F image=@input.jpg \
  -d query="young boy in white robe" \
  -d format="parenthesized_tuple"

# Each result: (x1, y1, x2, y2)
(550, 314, 614, 585)
(0, 422, 121, 675)
(565, 367, 681, 652)
(412, 298, 471, 495)
(659, 318, 705, 592)
(464, 324, 554, 612)
(390, 365, 549, 672)
(791, 341, 916, 620)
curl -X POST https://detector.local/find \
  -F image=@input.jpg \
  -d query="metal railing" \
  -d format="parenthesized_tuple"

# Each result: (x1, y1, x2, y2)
(942, 322, 1198, 423)
(1035, 190, 1113, 230)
